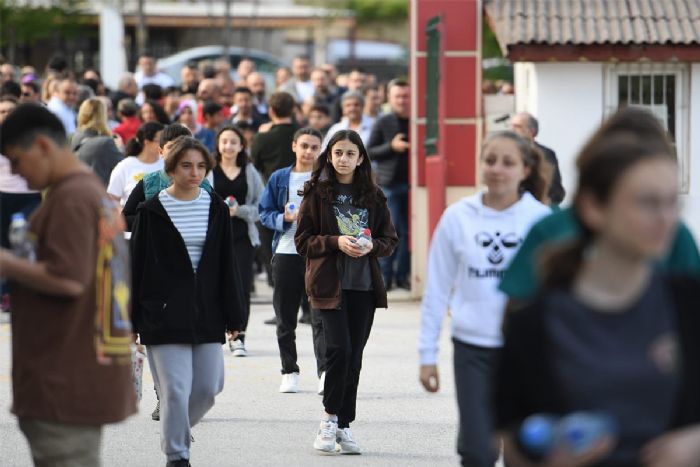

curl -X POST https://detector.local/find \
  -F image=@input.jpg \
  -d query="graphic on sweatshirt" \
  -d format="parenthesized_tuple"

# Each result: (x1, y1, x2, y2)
(95, 197, 133, 365)
(334, 193, 368, 236)
(475, 231, 521, 265)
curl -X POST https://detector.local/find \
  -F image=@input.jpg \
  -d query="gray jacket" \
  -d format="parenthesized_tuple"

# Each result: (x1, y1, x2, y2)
(232, 163, 265, 247)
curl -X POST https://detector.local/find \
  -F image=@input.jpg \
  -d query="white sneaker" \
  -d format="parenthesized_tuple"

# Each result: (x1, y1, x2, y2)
(279, 373, 299, 393)
(318, 371, 326, 395)
(313, 419, 338, 453)
(230, 339, 247, 357)
(336, 428, 361, 454)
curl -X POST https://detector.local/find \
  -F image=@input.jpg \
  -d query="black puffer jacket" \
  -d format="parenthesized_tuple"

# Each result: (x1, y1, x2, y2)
(130, 192, 245, 345)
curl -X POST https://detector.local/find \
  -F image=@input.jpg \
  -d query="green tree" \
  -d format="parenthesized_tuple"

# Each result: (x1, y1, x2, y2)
(0, 0, 85, 50)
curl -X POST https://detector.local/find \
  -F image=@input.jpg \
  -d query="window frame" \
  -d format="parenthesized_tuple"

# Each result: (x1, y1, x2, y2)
(604, 63, 690, 193)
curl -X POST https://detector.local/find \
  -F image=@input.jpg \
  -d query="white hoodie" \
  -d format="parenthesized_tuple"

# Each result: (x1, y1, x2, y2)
(418, 191, 550, 365)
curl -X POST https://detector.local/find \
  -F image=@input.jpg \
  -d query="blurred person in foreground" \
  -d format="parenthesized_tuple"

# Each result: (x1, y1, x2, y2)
(0, 103, 136, 466)
(496, 107, 700, 467)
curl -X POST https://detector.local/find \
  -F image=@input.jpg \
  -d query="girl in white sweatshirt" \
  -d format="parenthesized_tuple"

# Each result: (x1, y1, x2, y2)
(418, 131, 552, 467)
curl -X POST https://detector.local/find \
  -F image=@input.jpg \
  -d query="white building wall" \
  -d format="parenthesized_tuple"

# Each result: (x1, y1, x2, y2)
(515, 62, 605, 203)
(681, 64, 700, 239)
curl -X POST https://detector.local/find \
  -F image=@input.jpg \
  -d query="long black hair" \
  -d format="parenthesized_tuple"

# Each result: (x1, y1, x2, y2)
(142, 99, 171, 125)
(212, 125, 248, 167)
(125, 121, 164, 156)
(302, 129, 380, 209)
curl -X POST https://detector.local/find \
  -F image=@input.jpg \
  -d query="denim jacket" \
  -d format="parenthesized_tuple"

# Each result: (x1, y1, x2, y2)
(258, 165, 295, 254)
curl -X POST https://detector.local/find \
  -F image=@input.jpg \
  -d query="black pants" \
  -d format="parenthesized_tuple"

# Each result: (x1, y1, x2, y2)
(234, 236, 255, 341)
(321, 290, 375, 429)
(272, 254, 325, 375)
(453, 339, 499, 467)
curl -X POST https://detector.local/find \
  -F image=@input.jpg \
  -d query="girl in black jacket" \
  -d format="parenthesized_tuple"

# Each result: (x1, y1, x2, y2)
(495, 108, 700, 467)
(131, 136, 244, 467)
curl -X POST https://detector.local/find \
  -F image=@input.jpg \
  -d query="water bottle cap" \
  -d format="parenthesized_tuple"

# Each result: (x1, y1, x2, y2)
(227, 196, 236, 202)
(520, 416, 555, 454)
(11, 212, 26, 221)
(288, 203, 296, 210)
(363, 228, 371, 235)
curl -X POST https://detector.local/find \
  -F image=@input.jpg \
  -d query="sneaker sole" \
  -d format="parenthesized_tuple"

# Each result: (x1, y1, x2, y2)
(232, 351, 247, 357)
(279, 388, 299, 393)
(313, 442, 340, 454)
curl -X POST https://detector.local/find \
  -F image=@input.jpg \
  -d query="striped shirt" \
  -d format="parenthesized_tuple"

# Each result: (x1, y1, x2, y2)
(158, 188, 211, 270)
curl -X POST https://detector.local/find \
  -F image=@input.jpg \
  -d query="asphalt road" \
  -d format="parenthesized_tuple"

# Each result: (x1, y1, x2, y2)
(0, 283, 467, 467)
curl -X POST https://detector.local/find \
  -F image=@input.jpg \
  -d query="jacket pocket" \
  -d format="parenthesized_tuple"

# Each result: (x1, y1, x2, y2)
(305, 256, 339, 300)
(139, 299, 167, 330)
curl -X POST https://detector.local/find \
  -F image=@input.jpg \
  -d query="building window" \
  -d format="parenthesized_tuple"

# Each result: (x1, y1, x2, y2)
(605, 63, 689, 192)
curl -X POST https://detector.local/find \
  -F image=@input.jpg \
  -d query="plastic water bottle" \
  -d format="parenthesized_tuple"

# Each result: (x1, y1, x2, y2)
(519, 414, 557, 458)
(8, 212, 36, 262)
(225, 196, 238, 208)
(285, 202, 298, 216)
(558, 412, 617, 454)
(355, 228, 372, 251)
(519, 412, 616, 458)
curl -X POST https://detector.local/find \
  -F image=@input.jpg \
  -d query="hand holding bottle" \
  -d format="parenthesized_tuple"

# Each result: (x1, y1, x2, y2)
(284, 202, 298, 222)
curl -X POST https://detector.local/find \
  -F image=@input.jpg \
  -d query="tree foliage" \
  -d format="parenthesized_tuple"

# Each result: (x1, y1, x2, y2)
(298, 0, 408, 23)
(0, 0, 85, 48)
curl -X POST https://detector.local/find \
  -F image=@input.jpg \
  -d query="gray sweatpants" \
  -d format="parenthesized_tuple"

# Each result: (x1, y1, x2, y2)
(453, 339, 499, 467)
(147, 343, 224, 461)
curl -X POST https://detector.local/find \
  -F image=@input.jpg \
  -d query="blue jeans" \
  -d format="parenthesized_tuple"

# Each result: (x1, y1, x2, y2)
(380, 182, 409, 286)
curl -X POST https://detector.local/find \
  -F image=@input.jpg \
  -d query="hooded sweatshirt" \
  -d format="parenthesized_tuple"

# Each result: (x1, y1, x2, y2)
(418, 191, 550, 365)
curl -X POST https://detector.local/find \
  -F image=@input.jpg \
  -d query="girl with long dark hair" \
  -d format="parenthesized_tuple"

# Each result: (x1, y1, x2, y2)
(418, 130, 552, 466)
(295, 129, 398, 454)
(212, 125, 264, 356)
(495, 107, 700, 467)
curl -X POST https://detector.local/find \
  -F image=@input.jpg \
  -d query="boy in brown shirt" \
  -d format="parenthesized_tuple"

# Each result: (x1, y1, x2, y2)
(0, 103, 136, 467)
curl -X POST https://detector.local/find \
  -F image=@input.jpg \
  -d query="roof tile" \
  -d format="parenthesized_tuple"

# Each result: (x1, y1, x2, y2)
(484, 0, 700, 47)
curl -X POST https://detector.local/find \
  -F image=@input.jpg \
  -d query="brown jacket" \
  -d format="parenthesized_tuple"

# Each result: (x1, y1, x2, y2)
(294, 184, 398, 309)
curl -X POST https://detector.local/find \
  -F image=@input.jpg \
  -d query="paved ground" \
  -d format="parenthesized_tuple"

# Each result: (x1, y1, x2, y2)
(0, 282, 464, 466)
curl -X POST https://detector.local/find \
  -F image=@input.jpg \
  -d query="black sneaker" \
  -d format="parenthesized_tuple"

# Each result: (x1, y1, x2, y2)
(264, 316, 277, 325)
(151, 400, 160, 421)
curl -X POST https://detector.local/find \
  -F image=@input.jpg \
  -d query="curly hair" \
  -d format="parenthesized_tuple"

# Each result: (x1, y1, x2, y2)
(302, 129, 380, 209)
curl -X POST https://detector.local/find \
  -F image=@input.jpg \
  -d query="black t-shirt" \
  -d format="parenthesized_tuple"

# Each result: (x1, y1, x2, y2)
(545, 273, 680, 466)
(394, 116, 409, 184)
(213, 165, 248, 241)
(333, 183, 373, 291)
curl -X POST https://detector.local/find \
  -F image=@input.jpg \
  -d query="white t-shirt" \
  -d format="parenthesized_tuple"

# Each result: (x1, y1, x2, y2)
(295, 80, 315, 103)
(107, 157, 164, 205)
(275, 170, 312, 255)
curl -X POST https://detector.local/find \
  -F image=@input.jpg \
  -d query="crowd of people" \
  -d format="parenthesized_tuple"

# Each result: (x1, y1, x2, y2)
(2, 51, 700, 467)
(0, 53, 407, 466)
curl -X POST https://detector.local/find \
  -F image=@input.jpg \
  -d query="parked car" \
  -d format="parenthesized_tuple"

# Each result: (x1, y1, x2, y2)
(156, 45, 286, 89)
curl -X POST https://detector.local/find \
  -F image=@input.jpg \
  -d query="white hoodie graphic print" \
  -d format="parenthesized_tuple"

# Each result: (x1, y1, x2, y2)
(419, 191, 551, 365)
